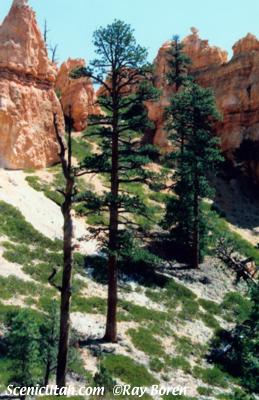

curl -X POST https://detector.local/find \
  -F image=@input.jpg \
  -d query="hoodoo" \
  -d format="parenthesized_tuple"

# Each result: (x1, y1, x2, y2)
(55, 58, 100, 132)
(0, 0, 64, 169)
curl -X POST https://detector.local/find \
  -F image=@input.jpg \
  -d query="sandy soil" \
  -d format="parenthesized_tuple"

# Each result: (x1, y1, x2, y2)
(71, 312, 106, 338)
(0, 169, 63, 240)
(0, 168, 98, 255)
(0, 246, 33, 281)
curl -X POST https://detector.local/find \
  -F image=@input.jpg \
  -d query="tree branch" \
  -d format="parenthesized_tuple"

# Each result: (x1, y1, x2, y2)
(48, 267, 62, 292)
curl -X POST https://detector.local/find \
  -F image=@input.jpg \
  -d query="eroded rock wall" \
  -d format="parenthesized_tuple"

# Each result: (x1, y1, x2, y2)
(0, 0, 64, 169)
(149, 29, 259, 182)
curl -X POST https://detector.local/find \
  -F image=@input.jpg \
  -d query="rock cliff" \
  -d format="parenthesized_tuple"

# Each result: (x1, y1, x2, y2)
(55, 58, 100, 131)
(0, 0, 64, 169)
(149, 28, 259, 182)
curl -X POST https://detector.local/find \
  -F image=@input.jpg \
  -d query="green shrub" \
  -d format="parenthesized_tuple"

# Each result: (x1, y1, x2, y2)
(211, 285, 259, 394)
(128, 328, 165, 357)
(0, 276, 55, 301)
(173, 336, 206, 358)
(148, 191, 171, 204)
(93, 364, 115, 393)
(23, 262, 54, 284)
(149, 357, 164, 372)
(71, 136, 92, 163)
(197, 386, 214, 396)
(118, 301, 167, 323)
(165, 279, 197, 302)
(200, 312, 221, 331)
(170, 356, 192, 373)
(72, 296, 106, 314)
(6, 309, 42, 386)
(178, 298, 200, 320)
(0, 201, 60, 250)
(216, 389, 256, 400)
(199, 298, 221, 315)
(221, 292, 252, 323)
(102, 354, 157, 386)
(25, 175, 42, 191)
(192, 366, 229, 388)
(44, 189, 64, 206)
(0, 358, 14, 390)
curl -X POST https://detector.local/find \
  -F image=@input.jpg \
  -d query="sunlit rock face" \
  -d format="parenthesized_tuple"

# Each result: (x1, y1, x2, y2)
(0, 0, 64, 169)
(55, 58, 101, 132)
(148, 28, 259, 183)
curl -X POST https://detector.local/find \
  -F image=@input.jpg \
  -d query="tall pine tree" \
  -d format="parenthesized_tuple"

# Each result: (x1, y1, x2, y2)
(165, 83, 222, 268)
(167, 35, 191, 92)
(165, 35, 192, 164)
(71, 20, 159, 342)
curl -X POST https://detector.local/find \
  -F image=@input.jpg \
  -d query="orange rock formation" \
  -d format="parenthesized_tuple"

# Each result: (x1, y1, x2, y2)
(148, 28, 259, 182)
(55, 58, 100, 131)
(0, 0, 64, 169)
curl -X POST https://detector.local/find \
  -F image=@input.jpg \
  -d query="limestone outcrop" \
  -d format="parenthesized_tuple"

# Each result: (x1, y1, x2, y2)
(55, 58, 100, 131)
(0, 0, 64, 169)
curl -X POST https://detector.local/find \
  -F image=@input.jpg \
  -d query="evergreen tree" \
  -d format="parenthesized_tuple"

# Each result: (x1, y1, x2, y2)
(165, 83, 222, 268)
(39, 300, 59, 385)
(165, 35, 192, 167)
(6, 309, 41, 386)
(71, 20, 159, 342)
(167, 35, 191, 92)
(211, 284, 259, 395)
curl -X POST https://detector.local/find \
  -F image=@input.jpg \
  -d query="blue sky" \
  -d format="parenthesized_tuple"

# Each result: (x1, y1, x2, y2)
(1, 0, 259, 65)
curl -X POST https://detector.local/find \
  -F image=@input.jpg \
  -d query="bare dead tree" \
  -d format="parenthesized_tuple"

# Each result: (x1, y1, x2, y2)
(43, 19, 49, 47)
(216, 237, 258, 284)
(53, 109, 75, 387)
(50, 44, 59, 64)
(43, 19, 58, 64)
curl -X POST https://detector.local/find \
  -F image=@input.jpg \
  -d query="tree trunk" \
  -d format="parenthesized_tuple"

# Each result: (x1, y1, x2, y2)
(104, 253, 118, 342)
(44, 357, 51, 386)
(104, 93, 119, 343)
(192, 171, 200, 269)
(56, 178, 74, 386)
(54, 111, 75, 387)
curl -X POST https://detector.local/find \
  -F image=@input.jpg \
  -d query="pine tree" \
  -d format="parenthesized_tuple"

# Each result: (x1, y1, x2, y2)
(167, 35, 192, 92)
(6, 309, 41, 387)
(39, 300, 59, 385)
(71, 20, 159, 342)
(165, 35, 192, 165)
(211, 284, 259, 395)
(165, 83, 222, 268)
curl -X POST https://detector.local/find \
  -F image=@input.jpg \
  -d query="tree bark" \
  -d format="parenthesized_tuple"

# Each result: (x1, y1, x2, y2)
(104, 252, 118, 342)
(54, 113, 75, 387)
(104, 86, 119, 343)
(192, 166, 200, 269)
(56, 185, 74, 386)
(44, 357, 51, 386)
